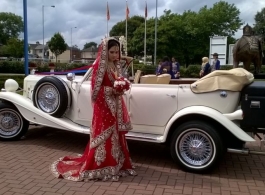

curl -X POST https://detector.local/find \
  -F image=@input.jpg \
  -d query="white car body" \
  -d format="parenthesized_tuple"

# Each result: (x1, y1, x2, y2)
(1, 71, 253, 141)
(0, 66, 263, 173)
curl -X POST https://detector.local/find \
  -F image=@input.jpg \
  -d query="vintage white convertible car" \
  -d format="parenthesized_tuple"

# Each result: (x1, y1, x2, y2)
(0, 64, 265, 173)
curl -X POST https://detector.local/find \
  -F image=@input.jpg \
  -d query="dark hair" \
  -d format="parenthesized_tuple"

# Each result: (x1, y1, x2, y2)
(163, 56, 169, 62)
(108, 40, 119, 50)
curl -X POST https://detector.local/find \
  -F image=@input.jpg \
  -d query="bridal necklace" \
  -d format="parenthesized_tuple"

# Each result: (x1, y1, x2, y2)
(108, 62, 117, 72)
(108, 62, 119, 79)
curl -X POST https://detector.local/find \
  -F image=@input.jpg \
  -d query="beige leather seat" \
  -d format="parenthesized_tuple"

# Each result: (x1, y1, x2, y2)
(140, 74, 157, 84)
(157, 74, 171, 84)
(133, 70, 142, 83)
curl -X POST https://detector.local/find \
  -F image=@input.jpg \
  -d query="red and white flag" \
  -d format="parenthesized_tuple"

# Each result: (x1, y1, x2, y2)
(145, 2, 147, 18)
(126, 3, 130, 19)
(107, 2, 110, 21)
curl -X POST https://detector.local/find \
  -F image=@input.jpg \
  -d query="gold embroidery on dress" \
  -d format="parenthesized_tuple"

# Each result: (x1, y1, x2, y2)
(95, 143, 106, 166)
(111, 130, 120, 163)
(92, 38, 117, 102)
(81, 151, 125, 181)
(90, 126, 114, 148)
(116, 97, 132, 131)
(104, 87, 117, 117)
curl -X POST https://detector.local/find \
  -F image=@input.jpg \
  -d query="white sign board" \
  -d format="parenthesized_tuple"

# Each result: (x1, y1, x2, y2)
(209, 36, 227, 65)
(228, 44, 242, 65)
(228, 44, 234, 65)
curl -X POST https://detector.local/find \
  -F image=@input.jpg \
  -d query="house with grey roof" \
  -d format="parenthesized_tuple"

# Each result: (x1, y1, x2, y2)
(81, 46, 98, 60)
(29, 41, 49, 58)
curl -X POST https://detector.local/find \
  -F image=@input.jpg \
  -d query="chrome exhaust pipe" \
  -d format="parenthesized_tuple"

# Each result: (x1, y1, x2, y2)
(249, 150, 265, 155)
(227, 148, 265, 155)
(227, 148, 249, 154)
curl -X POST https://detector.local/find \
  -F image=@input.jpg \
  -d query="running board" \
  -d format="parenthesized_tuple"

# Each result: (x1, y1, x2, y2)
(126, 132, 164, 143)
(227, 148, 265, 155)
(81, 128, 164, 143)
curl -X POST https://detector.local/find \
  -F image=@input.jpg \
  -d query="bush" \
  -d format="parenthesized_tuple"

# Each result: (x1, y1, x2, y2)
(0, 75, 25, 89)
(133, 59, 140, 64)
(220, 65, 233, 70)
(141, 65, 156, 75)
(185, 65, 201, 78)
(0, 61, 86, 74)
(131, 64, 265, 78)
(129, 64, 208, 78)
(127, 64, 144, 76)
(0, 61, 24, 73)
(179, 66, 187, 77)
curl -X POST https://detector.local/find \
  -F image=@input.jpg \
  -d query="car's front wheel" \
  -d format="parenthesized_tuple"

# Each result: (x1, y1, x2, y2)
(170, 120, 224, 173)
(0, 102, 29, 141)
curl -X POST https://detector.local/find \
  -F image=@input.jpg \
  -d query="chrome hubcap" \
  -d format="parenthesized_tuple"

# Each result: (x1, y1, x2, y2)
(178, 130, 213, 167)
(0, 109, 22, 136)
(37, 84, 59, 113)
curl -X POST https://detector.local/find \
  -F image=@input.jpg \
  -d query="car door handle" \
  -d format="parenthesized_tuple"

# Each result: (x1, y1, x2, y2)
(166, 94, 176, 98)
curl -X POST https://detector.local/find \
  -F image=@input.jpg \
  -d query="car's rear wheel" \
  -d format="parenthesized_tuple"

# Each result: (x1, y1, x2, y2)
(170, 120, 224, 173)
(0, 102, 29, 140)
(33, 76, 71, 118)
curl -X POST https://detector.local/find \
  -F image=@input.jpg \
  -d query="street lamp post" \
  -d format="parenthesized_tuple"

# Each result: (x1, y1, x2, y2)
(154, 0, 158, 66)
(42, 5, 55, 61)
(70, 27, 77, 62)
(23, 0, 29, 75)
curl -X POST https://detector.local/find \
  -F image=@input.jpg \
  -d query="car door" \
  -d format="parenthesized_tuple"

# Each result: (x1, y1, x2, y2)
(77, 81, 93, 125)
(128, 84, 179, 127)
(76, 80, 130, 125)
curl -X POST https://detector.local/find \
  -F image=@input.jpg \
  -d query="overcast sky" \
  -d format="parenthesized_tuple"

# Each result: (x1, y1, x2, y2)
(1, 0, 265, 49)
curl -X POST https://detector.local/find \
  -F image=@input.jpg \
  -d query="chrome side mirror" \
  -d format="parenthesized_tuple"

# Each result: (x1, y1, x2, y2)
(66, 72, 75, 81)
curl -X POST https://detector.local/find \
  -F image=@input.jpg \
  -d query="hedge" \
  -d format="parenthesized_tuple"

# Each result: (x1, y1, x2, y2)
(0, 61, 85, 74)
(130, 64, 265, 78)
(1, 61, 265, 82)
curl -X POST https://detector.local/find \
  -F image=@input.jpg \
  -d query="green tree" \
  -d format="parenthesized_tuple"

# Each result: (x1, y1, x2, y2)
(253, 7, 265, 46)
(131, 18, 157, 62)
(110, 16, 145, 56)
(5, 38, 24, 58)
(196, 1, 243, 37)
(156, 10, 184, 61)
(83, 42, 97, 49)
(160, 1, 242, 65)
(48, 32, 67, 62)
(131, 10, 188, 63)
(190, 1, 243, 64)
(0, 12, 23, 45)
(110, 1, 243, 65)
(0, 45, 9, 57)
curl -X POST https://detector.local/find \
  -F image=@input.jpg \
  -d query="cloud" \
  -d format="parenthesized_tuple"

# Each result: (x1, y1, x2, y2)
(0, 0, 263, 49)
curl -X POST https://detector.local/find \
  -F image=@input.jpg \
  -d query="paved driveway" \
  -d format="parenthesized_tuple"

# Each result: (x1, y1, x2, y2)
(0, 126, 265, 195)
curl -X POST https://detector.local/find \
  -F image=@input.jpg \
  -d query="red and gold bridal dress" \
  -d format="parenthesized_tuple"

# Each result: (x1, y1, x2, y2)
(50, 38, 137, 181)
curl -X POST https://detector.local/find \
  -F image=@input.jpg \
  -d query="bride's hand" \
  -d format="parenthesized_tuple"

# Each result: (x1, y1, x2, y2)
(113, 89, 124, 96)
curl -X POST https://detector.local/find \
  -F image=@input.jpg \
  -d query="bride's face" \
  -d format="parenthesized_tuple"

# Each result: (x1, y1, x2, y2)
(108, 45, 119, 62)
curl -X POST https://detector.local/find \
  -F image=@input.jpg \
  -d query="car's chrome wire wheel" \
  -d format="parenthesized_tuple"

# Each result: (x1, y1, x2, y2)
(176, 128, 216, 169)
(0, 108, 23, 138)
(36, 83, 60, 114)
